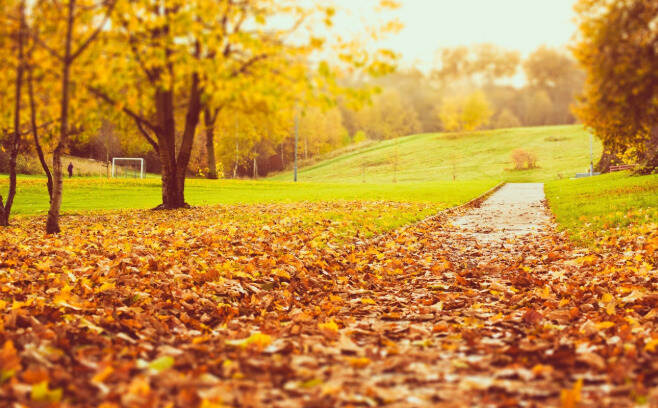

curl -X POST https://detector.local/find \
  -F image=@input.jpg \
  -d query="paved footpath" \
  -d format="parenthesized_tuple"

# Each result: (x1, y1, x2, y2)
(213, 183, 654, 407)
(453, 183, 551, 243)
(258, 182, 650, 407)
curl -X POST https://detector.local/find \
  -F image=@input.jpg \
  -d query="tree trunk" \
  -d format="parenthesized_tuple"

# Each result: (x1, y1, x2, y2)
(1, 1, 26, 227)
(595, 144, 622, 173)
(28, 67, 53, 200)
(233, 140, 239, 178)
(154, 86, 185, 209)
(637, 125, 658, 174)
(46, 0, 75, 234)
(153, 70, 201, 209)
(203, 108, 218, 179)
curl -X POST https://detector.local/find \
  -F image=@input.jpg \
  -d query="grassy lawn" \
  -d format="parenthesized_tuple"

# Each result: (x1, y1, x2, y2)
(545, 172, 658, 244)
(270, 125, 601, 183)
(0, 176, 497, 237)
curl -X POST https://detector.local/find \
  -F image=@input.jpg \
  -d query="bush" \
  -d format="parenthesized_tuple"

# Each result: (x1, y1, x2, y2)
(511, 149, 538, 170)
(352, 130, 367, 144)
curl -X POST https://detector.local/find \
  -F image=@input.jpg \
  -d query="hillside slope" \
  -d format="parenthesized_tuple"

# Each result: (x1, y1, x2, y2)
(270, 125, 602, 183)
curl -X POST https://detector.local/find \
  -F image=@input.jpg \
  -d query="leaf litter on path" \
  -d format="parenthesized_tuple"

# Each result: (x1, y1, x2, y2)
(0, 190, 656, 407)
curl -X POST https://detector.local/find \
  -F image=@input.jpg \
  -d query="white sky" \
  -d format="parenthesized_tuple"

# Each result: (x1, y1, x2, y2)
(332, 0, 578, 72)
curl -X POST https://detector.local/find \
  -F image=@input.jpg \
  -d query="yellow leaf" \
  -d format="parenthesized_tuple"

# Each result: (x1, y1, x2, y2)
(226, 332, 272, 350)
(605, 301, 615, 316)
(92, 366, 114, 384)
(595, 321, 615, 330)
(347, 357, 371, 368)
(97, 282, 116, 292)
(318, 319, 339, 333)
(645, 338, 658, 352)
(560, 378, 582, 408)
(31, 381, 62, 403)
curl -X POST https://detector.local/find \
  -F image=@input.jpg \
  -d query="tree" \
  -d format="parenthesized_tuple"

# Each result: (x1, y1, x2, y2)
(89, 0, 396, 203)
(0, 0, 27, 226)
(353, 88, 421, 140)
(493, 108, 521, 129)
(299, 107, 347, 158)
(371, 69, 444, 132)
(439, 90, 492, 132)
(573, 0, 658, 172)
(33, 0, 116, 233)
(524, 46, 584, 124)
(435, 44, 520, 85)
(523, 90, 553, 126)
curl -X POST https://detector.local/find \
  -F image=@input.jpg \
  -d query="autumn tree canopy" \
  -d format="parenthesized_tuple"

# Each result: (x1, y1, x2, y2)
(573, 0, 658, 172)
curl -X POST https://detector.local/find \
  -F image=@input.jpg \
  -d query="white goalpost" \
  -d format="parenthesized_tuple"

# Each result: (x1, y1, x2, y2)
(111, 157, 145, 179)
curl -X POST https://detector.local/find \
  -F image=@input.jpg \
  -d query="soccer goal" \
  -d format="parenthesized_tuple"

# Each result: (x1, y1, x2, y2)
(111, 158, 145, 179)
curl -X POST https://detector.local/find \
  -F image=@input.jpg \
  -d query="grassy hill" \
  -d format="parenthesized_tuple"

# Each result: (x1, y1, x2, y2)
(270, 125, 602, 183)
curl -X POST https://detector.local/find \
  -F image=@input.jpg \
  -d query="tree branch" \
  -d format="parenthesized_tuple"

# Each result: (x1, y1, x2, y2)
(232, 53, 269, 77)
(70, 0, 117, 61)
(136, 121, 159, 152)
(87, 85, 160, 135)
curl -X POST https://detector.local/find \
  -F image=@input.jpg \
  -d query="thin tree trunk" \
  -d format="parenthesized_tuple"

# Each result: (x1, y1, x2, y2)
(27, 66, 53, 200)
(1, 1, 26, 227)
(253, 156, 257, 179)
(46, 0, 75, 234)
(203, 107, 218, 179)
(233, 140, 239, 178)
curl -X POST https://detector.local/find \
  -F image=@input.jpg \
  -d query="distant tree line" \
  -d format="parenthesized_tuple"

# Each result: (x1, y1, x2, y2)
(205, 43, 585, 178)
(37, 43, 582, 180)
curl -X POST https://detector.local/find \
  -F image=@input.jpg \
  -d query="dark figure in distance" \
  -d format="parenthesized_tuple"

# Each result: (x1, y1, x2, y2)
(67, 162, 73, 178)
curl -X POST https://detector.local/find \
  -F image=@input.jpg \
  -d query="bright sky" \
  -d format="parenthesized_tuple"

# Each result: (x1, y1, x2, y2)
(332, 0, 578, 72)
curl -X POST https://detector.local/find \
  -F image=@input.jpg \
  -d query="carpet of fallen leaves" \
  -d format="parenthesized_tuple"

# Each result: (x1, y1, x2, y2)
(0, 199, 657, 407)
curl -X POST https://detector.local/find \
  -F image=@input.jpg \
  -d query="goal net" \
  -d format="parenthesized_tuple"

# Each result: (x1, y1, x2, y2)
(111, 158, 145, 179)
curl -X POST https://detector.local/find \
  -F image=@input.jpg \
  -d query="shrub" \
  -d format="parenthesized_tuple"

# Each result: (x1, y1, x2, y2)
(511, 149, 538, 170)
(352, 130, 367, 144)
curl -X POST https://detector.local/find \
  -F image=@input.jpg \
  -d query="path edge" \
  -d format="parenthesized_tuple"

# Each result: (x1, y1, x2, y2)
(360, 182, 506, 245)
(423, 181, 506, 223)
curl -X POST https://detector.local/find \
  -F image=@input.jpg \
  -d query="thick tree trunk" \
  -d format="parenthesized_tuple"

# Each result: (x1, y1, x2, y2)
(154, 87, 185, 209)
(203, 108, 218, 179)
(595, 144, 622, 173)
(153, 71, 201, 209)
(637, 125, 658, 174)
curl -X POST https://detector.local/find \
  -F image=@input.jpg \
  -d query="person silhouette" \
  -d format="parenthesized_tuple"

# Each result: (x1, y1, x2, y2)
(67, 162, 73, 178)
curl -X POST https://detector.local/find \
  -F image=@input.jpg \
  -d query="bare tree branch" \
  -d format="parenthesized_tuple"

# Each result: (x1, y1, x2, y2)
(87, 85, 160, 135)
(70, 0, 117, 61)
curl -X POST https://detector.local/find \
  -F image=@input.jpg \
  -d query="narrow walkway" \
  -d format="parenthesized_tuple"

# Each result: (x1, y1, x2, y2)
(452, 183, 551, 243)
(267, 183, 645, 407)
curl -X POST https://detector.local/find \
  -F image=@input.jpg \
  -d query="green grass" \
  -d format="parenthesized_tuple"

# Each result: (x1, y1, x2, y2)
(0, 176, 498, 217)
(545, 172, 658, 243)
(270, 125, 601, 183)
